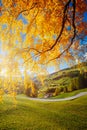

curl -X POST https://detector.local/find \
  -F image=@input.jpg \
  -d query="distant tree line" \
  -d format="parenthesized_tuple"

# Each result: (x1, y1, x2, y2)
(44, 71, 87, 97)
(54, 72, 87, 96)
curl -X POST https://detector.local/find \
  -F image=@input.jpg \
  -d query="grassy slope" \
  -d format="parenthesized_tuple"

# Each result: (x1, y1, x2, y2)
(0, 95, 87, 130)
(38, 62, 87, 96)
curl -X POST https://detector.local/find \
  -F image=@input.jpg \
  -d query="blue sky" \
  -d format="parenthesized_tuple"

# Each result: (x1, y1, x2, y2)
(83, 12, 87, 22)
(47, 66, 55, 74)
(17, 14, 28, 25)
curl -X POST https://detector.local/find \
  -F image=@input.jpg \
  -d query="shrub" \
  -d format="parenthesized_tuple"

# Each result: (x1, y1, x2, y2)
(46, 88, 56, 93)
(70, 73, 87, 90)
(67, 83, 74, 92)
(63, 87, 67, 93)
(73, 78, 80, 90)
(54, 87, 62, 96)
(25, 83, 38, 97)
(25, 87, 32, 97)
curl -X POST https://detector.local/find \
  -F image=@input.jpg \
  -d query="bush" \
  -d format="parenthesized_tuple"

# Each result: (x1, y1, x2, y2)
(54, 87, 62, 96)
(70, 73, 87, 90)
(63, 87, 67, 93)
(25, 87, 32, 97)
(67, 83, 75, 92)
(25, 83, 38, 97)
(46, 88, 56, 93)
(73, 78, 80, 90)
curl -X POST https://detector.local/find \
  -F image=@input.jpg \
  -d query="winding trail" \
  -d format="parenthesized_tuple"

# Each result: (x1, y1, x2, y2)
(26, 92, 87, 102)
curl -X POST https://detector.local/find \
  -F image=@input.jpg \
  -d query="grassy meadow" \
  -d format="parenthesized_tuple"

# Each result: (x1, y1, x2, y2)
(0, 62, 87, 130)
(0, 94, 87, 130)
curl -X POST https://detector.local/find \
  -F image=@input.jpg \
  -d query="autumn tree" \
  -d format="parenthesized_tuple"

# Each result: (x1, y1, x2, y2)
(0, 0, 87, 66)
(0, 0, 87, 96)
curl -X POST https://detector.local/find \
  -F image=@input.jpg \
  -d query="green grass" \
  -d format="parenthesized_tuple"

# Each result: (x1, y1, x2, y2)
(0, 94, 87, 130)
(50, 88, 87, 99)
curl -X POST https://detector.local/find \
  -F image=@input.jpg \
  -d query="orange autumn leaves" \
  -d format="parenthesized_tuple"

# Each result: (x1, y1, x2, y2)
(0, 0, 86, 74)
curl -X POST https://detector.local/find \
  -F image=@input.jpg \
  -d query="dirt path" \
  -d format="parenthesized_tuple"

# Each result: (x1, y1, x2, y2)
(27, 92, 87, 102)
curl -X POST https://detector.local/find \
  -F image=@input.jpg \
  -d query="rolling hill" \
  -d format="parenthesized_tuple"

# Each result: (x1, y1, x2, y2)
(37, 62, 87, 98)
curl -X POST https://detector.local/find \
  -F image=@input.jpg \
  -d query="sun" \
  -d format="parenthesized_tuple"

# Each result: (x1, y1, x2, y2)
(0, 68, 7, 77)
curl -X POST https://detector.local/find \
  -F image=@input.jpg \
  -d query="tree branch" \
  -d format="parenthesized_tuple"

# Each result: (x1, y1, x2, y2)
(24, 0, 71, 55)
(42, 0, 71, 53)
(18, 0, 77, 65)
(43, 0, 76, 64)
